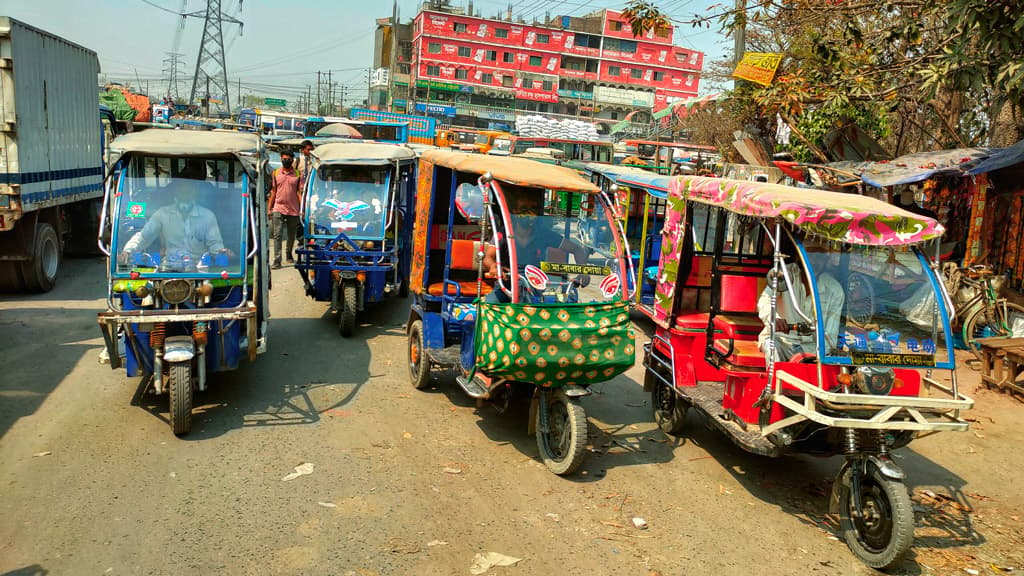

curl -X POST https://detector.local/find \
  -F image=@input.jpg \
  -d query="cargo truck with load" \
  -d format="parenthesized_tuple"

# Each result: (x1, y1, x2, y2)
(0, 17, 114, 292)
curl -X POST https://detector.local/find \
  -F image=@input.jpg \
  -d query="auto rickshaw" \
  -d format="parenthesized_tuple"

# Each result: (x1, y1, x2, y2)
(295, 142, 418, 336)
(97, 130, 270, 435)
(641, 176, 974, 569)
(407, 150, 636, 475)
(585, 164, 667, 317)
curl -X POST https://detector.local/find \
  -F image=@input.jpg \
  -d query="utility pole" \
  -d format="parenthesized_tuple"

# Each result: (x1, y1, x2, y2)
(328, 70, 333, 115)
(367, 68, 372, 109)
(186, 0, 244, 116)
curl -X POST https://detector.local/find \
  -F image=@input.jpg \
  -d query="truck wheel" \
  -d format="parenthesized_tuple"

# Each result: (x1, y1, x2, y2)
(0, 262, 24, 292)
(20, 222, 61, 293)
(168, 361, 193, 436)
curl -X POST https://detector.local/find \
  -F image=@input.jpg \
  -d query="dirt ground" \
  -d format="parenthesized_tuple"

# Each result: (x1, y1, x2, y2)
(0, 257, 1021, 576)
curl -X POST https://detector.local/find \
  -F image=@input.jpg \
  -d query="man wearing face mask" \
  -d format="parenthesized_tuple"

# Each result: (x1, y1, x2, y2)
(268, 149, 302, 269)
(121, 180, 225, 266)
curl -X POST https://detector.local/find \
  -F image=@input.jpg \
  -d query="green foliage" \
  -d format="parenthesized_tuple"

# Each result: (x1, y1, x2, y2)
(788, 102, 892, 162)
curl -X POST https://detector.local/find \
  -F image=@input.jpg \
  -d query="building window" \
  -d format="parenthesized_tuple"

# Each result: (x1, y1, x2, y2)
(481, 73, 494, 83)
(610, 111, 619, 120)
(486, 50, 497, 61)
(630, 68, 643, 79)
(655, 26, 670, 38)
(536, 34, 549, 44)
(428, 42, 441, 54)
(610, 21, 623, 31)
(529, 56, 542, 67)
(542, 80, 553, 91)
(495, 28, 509, 39)
(427, 65, 440, 76)
(453, 22, 467, 33)
(653, 71, 664, 81)
(503, 52, 515, 63)
(502, 76, 513, 87)
(455, 69, 468, 80)
(458, 46, 471, 57)
(608, 66, 621, 76)
(675, 51, 688, 63)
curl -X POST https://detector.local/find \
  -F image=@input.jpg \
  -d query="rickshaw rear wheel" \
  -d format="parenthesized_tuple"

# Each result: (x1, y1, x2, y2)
(651, 380, 688, 436)
(338, 283, 357, 337)
(536, 390, 588, 476)
(168, 361, 193, 436)
(839, 465, 914, 571)
(408, 319, 431, 390)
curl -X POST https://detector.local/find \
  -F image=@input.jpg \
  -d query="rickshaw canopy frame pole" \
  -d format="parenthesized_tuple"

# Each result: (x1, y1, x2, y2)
(636, 190, 652, 306)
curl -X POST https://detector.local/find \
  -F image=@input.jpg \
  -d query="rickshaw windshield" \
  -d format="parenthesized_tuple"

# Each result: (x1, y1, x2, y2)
(801, 240, 954, 369)
(502, 186, 627, 303)
(492, 139, 512, 154)
(112, 156, 248, 278)
(474, 133, 490, 145)
(307, 164, 390, 239)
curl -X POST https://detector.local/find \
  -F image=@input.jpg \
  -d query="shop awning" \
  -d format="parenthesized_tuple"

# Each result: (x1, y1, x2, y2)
(968, 138, 1024, 175)
(858, 147, 992, 188)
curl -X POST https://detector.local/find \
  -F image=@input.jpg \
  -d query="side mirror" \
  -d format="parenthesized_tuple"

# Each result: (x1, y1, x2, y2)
(455, 182, 486, 223)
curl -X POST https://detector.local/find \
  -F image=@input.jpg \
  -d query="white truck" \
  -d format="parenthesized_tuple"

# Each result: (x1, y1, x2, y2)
(0, 17, 116, 292)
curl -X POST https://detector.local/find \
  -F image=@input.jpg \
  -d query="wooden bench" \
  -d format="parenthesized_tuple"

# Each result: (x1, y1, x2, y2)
(976, 337, 1024, 397)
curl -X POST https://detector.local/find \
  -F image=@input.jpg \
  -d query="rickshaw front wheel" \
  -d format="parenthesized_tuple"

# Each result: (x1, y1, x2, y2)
(838, 464, 914, 571)
(536, 389, 588, 476)
(168, 361, 193, 436)
(408, 319, 431, 390)
(338, 283, 358, 337)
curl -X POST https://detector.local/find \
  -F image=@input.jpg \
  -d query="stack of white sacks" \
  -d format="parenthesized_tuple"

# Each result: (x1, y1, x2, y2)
(515, 115, 600, 141)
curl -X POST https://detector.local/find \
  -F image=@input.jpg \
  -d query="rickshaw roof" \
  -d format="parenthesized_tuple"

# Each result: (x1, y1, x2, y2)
(110, 130, 263, 156)
(315, 142, 417, 164)
(421, 150, 600, 193)
(671, 176, 944, 246)
(589, 166, 672, 199)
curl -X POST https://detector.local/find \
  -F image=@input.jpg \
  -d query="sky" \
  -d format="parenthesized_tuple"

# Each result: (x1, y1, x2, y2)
(0, 0, 732, 105)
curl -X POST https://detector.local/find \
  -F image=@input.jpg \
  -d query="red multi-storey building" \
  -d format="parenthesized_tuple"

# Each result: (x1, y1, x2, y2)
(398, 4, 704, 128)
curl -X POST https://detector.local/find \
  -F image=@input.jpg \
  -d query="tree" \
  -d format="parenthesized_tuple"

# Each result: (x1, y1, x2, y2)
(622, 0, 1024, 155)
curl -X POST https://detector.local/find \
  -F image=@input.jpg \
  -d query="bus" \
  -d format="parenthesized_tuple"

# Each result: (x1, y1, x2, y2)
(489, 136, 613, 164)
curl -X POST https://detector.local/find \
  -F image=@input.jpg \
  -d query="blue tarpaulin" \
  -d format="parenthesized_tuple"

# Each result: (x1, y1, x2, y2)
(968, 138, 1024, 175)
(859, 148, 991, 187)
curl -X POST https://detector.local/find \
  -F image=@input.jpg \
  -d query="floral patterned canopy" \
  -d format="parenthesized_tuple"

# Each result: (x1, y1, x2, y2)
(670, 176, 945, 246)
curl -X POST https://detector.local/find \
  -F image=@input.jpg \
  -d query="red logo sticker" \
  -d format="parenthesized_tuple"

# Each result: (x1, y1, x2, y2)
(523, 265, 548, 291)
(600, 273, 620, 298)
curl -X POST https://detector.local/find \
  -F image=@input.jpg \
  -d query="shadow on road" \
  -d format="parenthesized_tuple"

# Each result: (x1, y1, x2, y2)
(0, 565, 48, 576)
(0, 258, 108, 439)
(129, 297, 408, 440)
(669, 409, 983, 573)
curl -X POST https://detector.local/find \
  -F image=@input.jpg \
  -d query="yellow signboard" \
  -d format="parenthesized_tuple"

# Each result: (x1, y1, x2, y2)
(732, 52, 783, 86)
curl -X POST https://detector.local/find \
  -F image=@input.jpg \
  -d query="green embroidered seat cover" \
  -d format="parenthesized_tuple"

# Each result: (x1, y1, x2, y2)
(474, 301, 635, 387)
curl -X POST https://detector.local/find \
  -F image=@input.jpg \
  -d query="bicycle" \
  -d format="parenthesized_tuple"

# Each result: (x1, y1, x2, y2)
(944, 264, 1024, 363)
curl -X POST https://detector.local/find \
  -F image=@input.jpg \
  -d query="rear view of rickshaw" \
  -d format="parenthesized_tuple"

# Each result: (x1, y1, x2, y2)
(407, 151, 636, 475)
(97, 131, 270, 435)
(641, 176, 973, 569)
(295, 143, 417, 336)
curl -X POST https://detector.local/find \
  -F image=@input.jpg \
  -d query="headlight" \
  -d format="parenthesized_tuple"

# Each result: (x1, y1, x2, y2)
(854, 366, 895, 395)
(160, 279, 193, 305)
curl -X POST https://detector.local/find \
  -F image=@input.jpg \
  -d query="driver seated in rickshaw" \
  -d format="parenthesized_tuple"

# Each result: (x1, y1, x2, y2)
(756, 258, 844, 362)
(120, 179, 226, 271)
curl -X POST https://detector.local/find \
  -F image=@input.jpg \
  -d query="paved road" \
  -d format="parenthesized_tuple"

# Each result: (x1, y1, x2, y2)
(1, 257, 1021, 576)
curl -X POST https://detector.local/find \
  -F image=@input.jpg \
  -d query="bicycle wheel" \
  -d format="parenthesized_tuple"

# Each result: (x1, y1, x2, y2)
(962, 300, 1024, 363)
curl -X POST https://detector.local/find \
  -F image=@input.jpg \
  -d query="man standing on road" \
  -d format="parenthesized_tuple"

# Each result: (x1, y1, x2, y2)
(296, 140, 315, 190)
(268, 150, 301, 269)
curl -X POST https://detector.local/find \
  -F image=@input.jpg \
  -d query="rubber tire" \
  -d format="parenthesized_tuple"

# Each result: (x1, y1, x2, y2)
(338, 282, 357, 337)
(0, 261, 24, 292)
(408, 319, 431, 390)
(21, 222, 61, 293)
(536, 390, 588, 476)
(651, 380, 688, 436)
(839, 465, 914, 571)
(962, 301, 1024, 363)
(168, 361, 193, 436)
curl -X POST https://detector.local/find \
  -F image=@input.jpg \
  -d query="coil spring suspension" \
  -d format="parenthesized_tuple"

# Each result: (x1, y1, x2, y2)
(844, 428, 859, 455)
(150, 322, 166, 349)
(193, 321, 208, 346)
